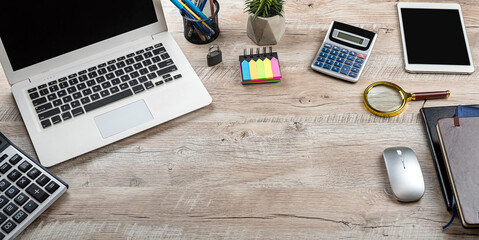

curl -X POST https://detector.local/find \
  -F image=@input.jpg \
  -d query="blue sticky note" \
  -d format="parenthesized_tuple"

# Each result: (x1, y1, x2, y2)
(241, 60, 251, 81)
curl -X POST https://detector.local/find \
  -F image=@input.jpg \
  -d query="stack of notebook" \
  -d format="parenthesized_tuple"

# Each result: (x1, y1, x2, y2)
(422, 105, 479, 228)
(239, 47, 281, 84)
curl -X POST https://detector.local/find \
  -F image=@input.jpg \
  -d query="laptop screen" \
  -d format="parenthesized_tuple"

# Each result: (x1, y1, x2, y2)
(0, 0, 158, 71)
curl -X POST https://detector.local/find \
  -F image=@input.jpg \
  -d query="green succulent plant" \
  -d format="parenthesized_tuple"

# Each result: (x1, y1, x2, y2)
(245, 0, 284, 19)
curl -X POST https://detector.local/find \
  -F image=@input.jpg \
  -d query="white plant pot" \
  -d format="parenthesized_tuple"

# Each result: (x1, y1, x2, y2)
(246, 14, 285, 46)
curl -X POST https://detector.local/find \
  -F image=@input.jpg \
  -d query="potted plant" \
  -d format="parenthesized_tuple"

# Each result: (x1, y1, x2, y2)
(245, 0, 285, 46)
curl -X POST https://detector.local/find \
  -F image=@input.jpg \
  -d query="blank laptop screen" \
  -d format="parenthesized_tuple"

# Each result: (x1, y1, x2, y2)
(0, 0, 158, 71)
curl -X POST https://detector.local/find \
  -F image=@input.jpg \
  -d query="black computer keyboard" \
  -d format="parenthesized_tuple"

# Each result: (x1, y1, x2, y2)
(0, 132, 68, 239)
(27, 43, 183, 129)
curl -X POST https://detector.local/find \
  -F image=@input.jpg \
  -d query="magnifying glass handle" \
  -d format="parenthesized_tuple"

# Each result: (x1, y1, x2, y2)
(412, 90, 450, 100)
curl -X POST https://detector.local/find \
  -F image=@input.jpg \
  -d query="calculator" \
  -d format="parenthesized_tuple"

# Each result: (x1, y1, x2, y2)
(311, 21, 377, 83)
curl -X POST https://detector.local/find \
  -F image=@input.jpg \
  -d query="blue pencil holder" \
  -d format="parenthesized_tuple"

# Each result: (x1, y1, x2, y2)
(181, 0, 220, 44)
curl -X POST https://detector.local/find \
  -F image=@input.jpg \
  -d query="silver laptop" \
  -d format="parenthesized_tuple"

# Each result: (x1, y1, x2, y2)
(0, 0, 212, 166)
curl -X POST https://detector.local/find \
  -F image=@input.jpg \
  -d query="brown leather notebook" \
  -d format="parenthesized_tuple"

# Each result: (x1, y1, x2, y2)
(437, 117, 479, 228)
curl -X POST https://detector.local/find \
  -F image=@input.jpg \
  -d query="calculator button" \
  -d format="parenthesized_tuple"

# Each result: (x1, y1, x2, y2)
(13, 210, 28, 224)
(341, 49, 349, 54)
(324, 43, 332, 49)
(314, 62, 323, 68)
(7, 170, 21, 181)
(0, 196, 7, 209)
(16, 176, 31, 189)
(349, 51, 357, 56)
(0, 212, 6, 224)
(8, 154, 22, 165)
(6, 186, 19, 198)
(23, 200, 38, 213)
(319, 52, 327, 58)
(340, 65, 351, 75)
(326, 59, 334, 65)
(339, 53, 347, 58)
(0, 179, 11, 191)
(26, 183, 49, 203)
(351, 68, 360, 73)
(0, 155, 7, 162)
(353, 63, 362, 68)
(36, 175, 51, 187)
(355, 58, 364, 64)
(27, 168, 41, 180)
(349, 72, 358, 78)
(330, 50, 338, 56)
(344, 60, 353, 66)
(347, 56, 355, 61)
(46, 181, 60, 194)
(18, 161, 32, 172)
(357, 53, 366, 59)
(334, 62, 342, 67)
(1, 220, 16, 233)
(317, 57, 325, 62)
(322, 48, 330, 53)
(336, 58, 344, 63)
(14, 193, 29, 206)
(332, 46, 340, 51)
(3, 203, 18, 216)
(328, 55, 336, 60)
(323, 64, 332, 70)
(332, 67, 340, 72)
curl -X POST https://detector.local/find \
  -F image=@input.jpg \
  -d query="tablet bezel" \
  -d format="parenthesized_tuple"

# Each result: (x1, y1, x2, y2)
(397, 2, 474, 74)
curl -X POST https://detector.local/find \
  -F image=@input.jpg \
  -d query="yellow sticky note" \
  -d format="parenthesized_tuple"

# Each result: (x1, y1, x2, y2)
(263, 58, 273, 79)
(249, 60, 258, 80)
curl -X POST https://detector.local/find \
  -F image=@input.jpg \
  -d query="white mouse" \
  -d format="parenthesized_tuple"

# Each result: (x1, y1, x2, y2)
(383, 147, 425, 202)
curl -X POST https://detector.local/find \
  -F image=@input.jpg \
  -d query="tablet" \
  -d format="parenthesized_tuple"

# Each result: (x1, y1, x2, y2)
(397, 3, 474, 74)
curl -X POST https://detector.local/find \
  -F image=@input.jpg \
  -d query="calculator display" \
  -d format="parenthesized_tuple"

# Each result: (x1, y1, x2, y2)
(337, 32, 363, 44)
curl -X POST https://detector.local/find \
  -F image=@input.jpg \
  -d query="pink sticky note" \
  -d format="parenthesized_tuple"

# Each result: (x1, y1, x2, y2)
(271, 57, 281, 80)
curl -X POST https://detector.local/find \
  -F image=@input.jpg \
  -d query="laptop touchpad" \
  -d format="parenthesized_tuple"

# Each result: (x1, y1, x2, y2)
(94, 100, 153, 138)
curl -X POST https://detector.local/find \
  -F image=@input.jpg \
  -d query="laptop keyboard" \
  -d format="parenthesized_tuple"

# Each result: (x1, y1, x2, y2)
(27, 43, 183, 129)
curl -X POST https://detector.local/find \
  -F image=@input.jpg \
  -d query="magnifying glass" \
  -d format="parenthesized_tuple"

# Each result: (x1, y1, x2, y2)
(363, 81, 450, 117)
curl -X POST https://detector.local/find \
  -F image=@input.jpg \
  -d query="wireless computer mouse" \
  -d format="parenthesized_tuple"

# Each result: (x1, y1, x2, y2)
(383, 147, 425, 202)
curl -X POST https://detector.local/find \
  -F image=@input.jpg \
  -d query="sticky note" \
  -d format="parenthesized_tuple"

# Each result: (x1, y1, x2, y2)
(263, 58, 273, 79)
(241, 60, 251, 81)
(256, 59, 265, 79)
(249, 60, 258, 80)
(271, 57, 281, 80)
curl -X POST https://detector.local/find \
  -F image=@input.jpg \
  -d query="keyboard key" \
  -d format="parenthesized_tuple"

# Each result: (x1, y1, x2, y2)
(3, 203, 18, 216)
(46, 181, 60, 194)
(38, 108, 60, 120)
(14, 193, 29, 206)
(173, 74, 182, 79)
(1, 220, 16, 233)
(0, 154, 6, 162)
(57, 90, 67, 97)
(139, 68, 148, 76)
(96, 76, 106, 84)
(330, 50, 338, 56)
(125, 66, 134, 73)
(142, 59, 152, 67)
(353, 63, 362, 68)
(73, 93, 82, 100)
(321, 48, 330, 53)
(23, 200, 38, 213)
(341, 48, 349, 54)
(345, 60, 353, 66)
(62, 112, 72, 121)
(314, 62, 323, 68)
(139, 76, 148, 83)
(98, 68, 107, 75)
(26, 184, 49, 203)
(49, 85, 59, 92)
(147, 72, 157, 80)
(136, 49, 144, 55)
(0, 179, 11, 191)
(100, 90, 110, 97)
(18, 161, 32, 173)
(32, 97, 47, 106)
(59, 82, 69, 89)
(130, 71, 140, 79)
(77, 83, 87, 90)
(58, 77, 68, 82)
(38, 84, 47, 90)
(16, 176, 31, 189)
(80, 97, 91, 104)
(88, 66, 97, 72)
(9, 154, 22, 165)
(336, 58, 344, 63)
(334, 62, 342, 67)
(27, 168, 41, 180)
(88, 72, 98, 79)
(119, 83, 129, 90)
(347, 56, 355, 61)
(84, 89, 133, 112)
(92, 85, 102, 93)
(324, 43, 332, 48)
(101, 82, 112, 89)
(332, 46, 340, 51)
(82, 89, 93, 96)
(319, 52, 327, 58)
(60, 104, 71, 112)
(107, 65, 117, 72)
(0, 196, 7, 209)
(6, 186, 19, 198)
(133, 63, 142, 70)
(340, 65, 351, 75)
(155, 81, 164, 86)
(114, 69, 125, 77)
(7, 170, 21, 181)
(154, 43, 163, 48)
(29, 92, 40, 100)
(53, 99, 62, 107)
(79, 75, 88, 82)
(62, 96, 73, 103)
(317, 57, 325, 62)
(153, 47, 166, 55)
(72, 107, 85, 117)
(125, 58, 135, 65)
(156, 65, 177, 77)
(106, 73, 115, 80)
(87, 80, 96, 87)
(35, 102, 53, 113)
(144, 81, 154, 89)
(0, 163, 12, 174)
(28, 88, 37, 93)
(332, 67, 340, 72)
(164, 78, 173, 82)
(132, 85, 145, 94)
(68, 73, 77, 79)
(134, 55, 144, 62)
(339, 53, 347, 58)
(68, 78, 78, 86)
(161, 53, 170, 60)
(328, 55, 336, 60)
(110, 86, 120, 94)
(326, 59, 334, 65)
(356, 58, 364, 64)
(349, 51, 357, 56)
(158, 59, 174, 68)
(90, 94, 100, 101)
(52, 115, 62, 125)
(129, 80, 139, 87)
(152, 56, 161, 63)
(41, 119, 52, 128)
(12, 210, 28, 223)
(112, 78, 121, 85)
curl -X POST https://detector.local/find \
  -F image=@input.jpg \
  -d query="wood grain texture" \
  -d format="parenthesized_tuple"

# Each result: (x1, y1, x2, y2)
(1, 0, 479, 239)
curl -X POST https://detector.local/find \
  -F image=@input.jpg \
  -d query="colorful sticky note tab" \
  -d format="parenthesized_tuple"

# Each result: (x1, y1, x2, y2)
(241, 60, 251, 81)
(271, 57, 281, 80)
(256, 59, 265, 80)
(249, 60, 258, 80)
(263, 58, 273, 79)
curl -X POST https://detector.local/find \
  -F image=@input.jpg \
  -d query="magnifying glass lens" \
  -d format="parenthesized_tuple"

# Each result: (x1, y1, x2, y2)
(366, 85, 403, 112)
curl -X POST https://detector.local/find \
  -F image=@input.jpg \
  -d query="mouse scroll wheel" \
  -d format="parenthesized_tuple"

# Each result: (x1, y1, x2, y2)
(396, 150, 402, 156)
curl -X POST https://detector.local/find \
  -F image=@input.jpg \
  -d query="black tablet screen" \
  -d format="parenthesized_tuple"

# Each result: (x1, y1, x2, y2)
(401, 8, 470, 65)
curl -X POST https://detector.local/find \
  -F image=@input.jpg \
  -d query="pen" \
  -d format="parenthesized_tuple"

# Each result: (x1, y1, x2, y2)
(170, 0, 211, 36)
(181, 0, 213, 27)
(178, 0, 216, 35)
(199, 0, 208, 11)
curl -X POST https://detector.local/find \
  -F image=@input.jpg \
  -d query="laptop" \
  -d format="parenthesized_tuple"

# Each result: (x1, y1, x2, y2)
(0, 0, 212, 167)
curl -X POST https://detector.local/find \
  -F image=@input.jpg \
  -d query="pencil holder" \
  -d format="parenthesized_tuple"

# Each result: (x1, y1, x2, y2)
(181, 0, 220, 44)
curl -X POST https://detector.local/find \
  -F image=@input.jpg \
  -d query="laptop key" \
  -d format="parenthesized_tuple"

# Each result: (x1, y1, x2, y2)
(39, 89, 49, 96)
(38, 108, 60, 120)
(41, 119, 52, 128)
(110, 86, 120, 94)
(156, 65, 177, 77)
(101, 82, 112, 89)
(68, 78, 78, 85)
(152, 56, 161, 63)
(60, 104, 71, 112)
(148, 65, 158, 72)
(139, 68, 148, 75)
(133, 63, 142, 70)
(129, 80, 139, 87)
(115, 69, 125, 77)
(62, 96, 73, 103)
(97, 68, 107, 75)
(116, 61, 126, 68)
(35, 103, 53, 113)
(84, 89, 133, 112)
(106, 73, 115, 80)
(127, 53, 135, 58)
(29, 92, 40, 100)
(71, 100, 81, 108)
(28, 88, 37, 93)
(96, 76, 106, 83)
(49, 85, 59, 92)
(130, 71, 140, 79)
(77, 83, 87, 90)
(53, 99, 62, 107)
(92, 85, 102, 92)
(61, 112, 72, 121)
(52, 115, 62, 125)
(71, 107, 84, 117)
(59, 82, 69, 89)
(132, 85, 145, 94)
(174, 74, 182, 79)
(107, 65, 117, 72)
(78, 75, 88, 82)
(73, 92, 82, 100)
(155, 81, 164, 86)
(90, 94, 100, 101)
(119, 83, 129, 90)
(88, 66, 97, 72)
(144, 81, 154, 89)
(100, 90, 110, 97)
(32, 97, 47, 106)
(57, 90, 67, 98)
(82, 89, 93, 96)
(80, 97, 91, 104)
(47, 94, 57, 101)
(139, 76, 148, 83)
(112, 78, 121, 85)
(125, 58, 135, 65)
(86, 80, 96, 87)
(67, 86, 77, 94)
(161, 53, 170, 60)
(117, 56, 126, 61)
(38, 84, 47, 90)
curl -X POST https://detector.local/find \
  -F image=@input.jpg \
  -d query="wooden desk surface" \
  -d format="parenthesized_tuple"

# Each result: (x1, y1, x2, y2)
(1, 0, 479, 238)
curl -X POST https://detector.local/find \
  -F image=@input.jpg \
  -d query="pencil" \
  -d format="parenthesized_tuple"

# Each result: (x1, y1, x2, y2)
(179, 1, 216, 35)
(209, 0, 215, 24)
